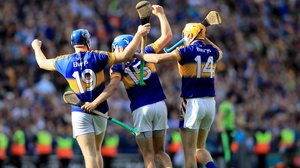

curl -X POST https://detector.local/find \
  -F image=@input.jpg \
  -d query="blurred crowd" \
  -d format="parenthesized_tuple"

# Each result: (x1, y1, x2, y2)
(1, 0, 300, 167)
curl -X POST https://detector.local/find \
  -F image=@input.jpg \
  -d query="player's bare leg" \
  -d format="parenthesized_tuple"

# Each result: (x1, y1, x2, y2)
(153, 130, 172, 168)
(77, 133, 100, 168)
(136, 133, 156, 168)
(95, 132, 105, 168)
(180, 128, 198, 168)
(197, 129, 216, 168)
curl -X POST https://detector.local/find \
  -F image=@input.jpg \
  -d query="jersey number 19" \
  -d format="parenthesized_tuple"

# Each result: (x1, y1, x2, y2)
(72, 69, 96, 93)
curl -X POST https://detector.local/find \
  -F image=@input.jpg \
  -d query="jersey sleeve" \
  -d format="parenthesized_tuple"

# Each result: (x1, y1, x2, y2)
(207, 45, 222, 62)
(48, 59, 56, 70)
(107, 52, 116, 65)
(110, 64, 123, 79)
(93, 50, 116, 66)
(175, 45, 193, 64)
(145, 43, 160, 54)
(54, 54, 71, 76)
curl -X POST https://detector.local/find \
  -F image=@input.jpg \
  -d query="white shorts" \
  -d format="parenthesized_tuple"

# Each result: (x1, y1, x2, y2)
(72, 111, 107, 138)
(132, 101, 168, 132)
(179, 97, 215, 131)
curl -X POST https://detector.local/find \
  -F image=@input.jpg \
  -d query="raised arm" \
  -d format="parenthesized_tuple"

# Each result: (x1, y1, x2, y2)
(113, 24, 151, 64)
(81, 77, 121, 112)
(31, 39, 56, 71)
(135, 52, 179, 64)
(204, 37, 223, 61)
(151, 5, 172, 51)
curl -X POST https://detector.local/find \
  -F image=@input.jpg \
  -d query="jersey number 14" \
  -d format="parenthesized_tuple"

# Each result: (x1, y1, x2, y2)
(194, 56, 215, 78)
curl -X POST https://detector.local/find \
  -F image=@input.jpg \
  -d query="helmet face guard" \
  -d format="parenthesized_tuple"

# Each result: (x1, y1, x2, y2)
(112, 34, 133, 52)
(71, 29, 91, 49)
(182, 23, 206, 43)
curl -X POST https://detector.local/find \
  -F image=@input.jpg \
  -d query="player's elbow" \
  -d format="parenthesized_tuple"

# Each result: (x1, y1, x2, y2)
(111, 83, 119, 92)
(37, 62, 47, 70)
(161, 31, 172, 44)
(153, 60, 159, 64)
(146, 56, 159, 64)
(36, 58, 52, 70)
(115, 52, 132, 63)
(109, 79, 120, 93)
(155, 57, 163, 64)
(36, 62, 43, 68)
(122, 52, 134, 62)
(38, 62, 55, 71)
(144, 57, 158, 64)
(166, 31, 173, 42)
(217, 50, 223, 61)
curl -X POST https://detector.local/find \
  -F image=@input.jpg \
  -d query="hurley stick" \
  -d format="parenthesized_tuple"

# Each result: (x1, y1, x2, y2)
(136, 1, 152, 86)
(164, 11, 222, 53)
(63, 91, 140, 136)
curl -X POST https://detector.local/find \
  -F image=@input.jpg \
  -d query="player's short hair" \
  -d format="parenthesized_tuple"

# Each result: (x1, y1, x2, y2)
(112, 34, 133, 52)
(182, 23, 206, 41)
(71, 29, 91, 48)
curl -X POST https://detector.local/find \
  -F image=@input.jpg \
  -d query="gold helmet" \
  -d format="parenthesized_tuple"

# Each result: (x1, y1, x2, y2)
(182, 23, 206, 42)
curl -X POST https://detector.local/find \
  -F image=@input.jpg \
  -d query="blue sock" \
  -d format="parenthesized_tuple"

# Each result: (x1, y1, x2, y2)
(206, 161, 216, 168)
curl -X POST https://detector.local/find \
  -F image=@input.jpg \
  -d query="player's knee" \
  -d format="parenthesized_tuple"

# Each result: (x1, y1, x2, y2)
(154, 151, 166, 159)
(97, 152, 102, 158)
(144, 153, 155, 162)
(183, 144, 196, 155)
(83, 152, 97, 160)
(95, 145, 101, 151)
(153, 144, 164, 155)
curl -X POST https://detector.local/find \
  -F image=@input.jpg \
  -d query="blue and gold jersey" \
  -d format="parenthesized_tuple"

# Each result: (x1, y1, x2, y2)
(111, 44, 166, 111)
(174, 41, 221, 98)
(54, 50, 115, 113)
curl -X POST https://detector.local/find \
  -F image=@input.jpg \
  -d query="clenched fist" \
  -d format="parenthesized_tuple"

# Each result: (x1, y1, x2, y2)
(31, 39, 42, 50)
(137, 23, 151, 37)
(152, 5, 164, 16)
